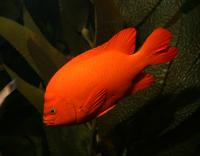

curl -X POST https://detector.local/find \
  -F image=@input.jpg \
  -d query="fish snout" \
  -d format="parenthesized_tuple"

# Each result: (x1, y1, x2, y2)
(43, 115, 55, 125)
(43, 119, 49, 125)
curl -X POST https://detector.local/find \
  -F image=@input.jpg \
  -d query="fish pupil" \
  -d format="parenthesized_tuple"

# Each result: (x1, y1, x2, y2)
(50, 108, 56, 114)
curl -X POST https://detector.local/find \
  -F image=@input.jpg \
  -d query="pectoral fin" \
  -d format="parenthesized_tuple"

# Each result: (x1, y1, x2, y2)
(77, 87, 107, 121)
(131, 73, 155, 93)
(97, 105, 116, 118)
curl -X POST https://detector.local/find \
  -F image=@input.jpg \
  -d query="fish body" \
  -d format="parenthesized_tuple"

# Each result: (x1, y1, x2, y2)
(43, 28, 178, 125)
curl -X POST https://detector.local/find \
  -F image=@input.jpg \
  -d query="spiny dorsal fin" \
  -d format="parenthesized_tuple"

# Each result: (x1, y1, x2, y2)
(67, 28, 137, 66)
(102, 27, 137, 54)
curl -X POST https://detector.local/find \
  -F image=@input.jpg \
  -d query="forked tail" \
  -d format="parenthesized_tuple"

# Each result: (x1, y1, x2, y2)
(139, 28, 178, 65)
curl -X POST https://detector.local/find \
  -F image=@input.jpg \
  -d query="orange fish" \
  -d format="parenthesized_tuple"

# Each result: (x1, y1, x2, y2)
(43, 27, 178, 125)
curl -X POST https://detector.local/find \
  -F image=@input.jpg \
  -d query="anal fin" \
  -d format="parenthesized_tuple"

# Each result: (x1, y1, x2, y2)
(131, 73, 155, 93)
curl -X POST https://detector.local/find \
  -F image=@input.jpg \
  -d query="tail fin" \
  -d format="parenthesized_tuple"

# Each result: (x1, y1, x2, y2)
(139, 28, 178, 65)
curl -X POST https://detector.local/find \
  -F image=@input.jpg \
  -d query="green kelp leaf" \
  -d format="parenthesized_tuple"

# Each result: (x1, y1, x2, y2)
(0, 17, 39, 74)
(81, 2, 97, 48)
(94, 0, 124, 44)
(23, 0, 61, 44)
(23, 5, 43, 36)
(58, 0, 91, 55)
(0, 0, 22, 21)
(23, 8, 66, 82)
(0, 17, 66, 83)
(58, 0, 96, 48)
(58, 0, 90, 32)
(81, 27, 95, 48)
(27, 38, 58, 83)
(3, 64, 43, 113)
(44, 123, 94, 156)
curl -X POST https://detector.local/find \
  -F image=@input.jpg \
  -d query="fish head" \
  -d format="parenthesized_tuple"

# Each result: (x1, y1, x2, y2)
(43, 92, 76, 126)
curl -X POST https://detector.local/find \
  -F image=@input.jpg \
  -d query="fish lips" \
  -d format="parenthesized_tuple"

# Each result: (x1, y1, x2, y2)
(43, 116, 56, 125)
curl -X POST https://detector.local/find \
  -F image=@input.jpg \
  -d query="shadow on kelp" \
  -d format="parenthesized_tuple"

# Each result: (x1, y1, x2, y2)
(97, 87, 200, 155)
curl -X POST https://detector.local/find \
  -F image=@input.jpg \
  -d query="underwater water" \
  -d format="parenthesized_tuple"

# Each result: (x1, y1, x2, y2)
(0, 0, 200, 156)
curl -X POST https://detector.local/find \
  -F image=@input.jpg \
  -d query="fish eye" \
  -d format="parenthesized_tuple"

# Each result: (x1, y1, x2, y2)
(49, 108, 56, 114)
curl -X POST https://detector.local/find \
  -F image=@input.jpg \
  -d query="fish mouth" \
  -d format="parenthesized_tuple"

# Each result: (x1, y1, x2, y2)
(43, 117, 55, 125)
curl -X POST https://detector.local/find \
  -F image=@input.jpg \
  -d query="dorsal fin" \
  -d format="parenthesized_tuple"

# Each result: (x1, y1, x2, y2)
(102, 27, 137, 54)
(67, 28, 137, 66)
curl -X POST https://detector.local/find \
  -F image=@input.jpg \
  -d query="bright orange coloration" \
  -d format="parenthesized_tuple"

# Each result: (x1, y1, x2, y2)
(43, 27, 178, 125)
